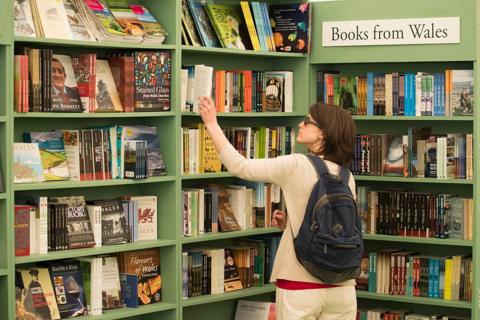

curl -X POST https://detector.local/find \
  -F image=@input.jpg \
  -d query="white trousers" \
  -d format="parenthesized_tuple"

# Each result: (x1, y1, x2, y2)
(275, 285, 357, 320)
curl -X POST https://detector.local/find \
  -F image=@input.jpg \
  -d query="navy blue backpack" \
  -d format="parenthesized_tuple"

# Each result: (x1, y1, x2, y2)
(293, 155, 363, 284)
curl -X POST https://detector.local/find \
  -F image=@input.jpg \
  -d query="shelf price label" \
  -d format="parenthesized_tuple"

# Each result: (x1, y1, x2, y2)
(322, 17, 460, 47)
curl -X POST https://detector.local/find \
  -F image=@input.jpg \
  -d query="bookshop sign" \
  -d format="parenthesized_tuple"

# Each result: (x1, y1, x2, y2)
(322, 17, 460, 46)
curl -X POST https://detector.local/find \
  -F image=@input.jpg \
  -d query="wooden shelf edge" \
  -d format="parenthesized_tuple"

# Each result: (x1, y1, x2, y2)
(182, 227, 281, 244)
(76, 302, 177, 320)
(354, 176, 473, 184)
(182, 284, 276, 307)
(14, 111, 175, 118)
(181, 112, 305, 117)
(15, 239, 176, 264)
(181, 45, 306, 58)
(363, 234, 473, 247)
(356, 291, 472, 309)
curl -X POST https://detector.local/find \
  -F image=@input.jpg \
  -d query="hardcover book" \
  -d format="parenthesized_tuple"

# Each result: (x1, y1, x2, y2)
(95, 59, 123, 112)
(269, 3, 311, 53)
(48, 261, 88, 318)
(91, 198, 129, 245)
(450, 70, 474, 116)
(187, 0, 221, 47)
(128, 195, 157, 241)
(205, 4, 246, 50)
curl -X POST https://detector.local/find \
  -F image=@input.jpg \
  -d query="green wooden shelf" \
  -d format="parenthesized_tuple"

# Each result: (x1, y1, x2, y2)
(181, 45, 306, 58)
(14, 176, 176, 191)
(363, 234, 473, 247)
(354, 176, 473, 185)
(0, 116, 6, 122)
(181, 172, 234, 180)
(15, 239, 176, 264)
(0, 269, 8, 276)
(356, 291, 472, 309)
(352, 116, 474, 121)
(14, 36, 177, 50)
(182, 283, 276, 307)
(181, 112, 305, 117)
(0, 193, 6, 200)
(14, 111, 175, 118)
(76, 302, 177, 320)
(182, 227, 281, 244)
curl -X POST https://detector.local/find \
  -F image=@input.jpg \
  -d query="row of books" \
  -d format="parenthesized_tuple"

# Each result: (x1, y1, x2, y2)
(181, 65, 294, 113)
(14, 49, 171, 113)
(182, 125, 295, 174)
(14, 0, 167, 43)
(356, 308, 468, 320)
(357, 188, 473, 241)
(15, 249, 162, 319)
(316, 70, 474, 116)
(182, 181, 282, 236)
(182, 0, 310, 53)
(351, 131, 473, 180)
(13, 125, 166, 184)
(14, 196, 158, 256)
(356, 250, 472, 302)
(182, 236, 280, 299)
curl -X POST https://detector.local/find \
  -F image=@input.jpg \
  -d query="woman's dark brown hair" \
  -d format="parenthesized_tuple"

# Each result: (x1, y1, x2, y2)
(309, 103, 356, 167)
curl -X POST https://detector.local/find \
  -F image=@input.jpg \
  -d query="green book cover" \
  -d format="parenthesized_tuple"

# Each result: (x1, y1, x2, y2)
(205, 4, 246, 50)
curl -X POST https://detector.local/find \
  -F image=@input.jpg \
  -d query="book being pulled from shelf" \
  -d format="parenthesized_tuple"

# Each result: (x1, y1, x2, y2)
(235, 300, 276, 320)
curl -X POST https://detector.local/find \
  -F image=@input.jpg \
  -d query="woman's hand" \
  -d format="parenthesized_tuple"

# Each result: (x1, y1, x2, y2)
(272, 210, 287, 231)
(198, 96, 217, 127)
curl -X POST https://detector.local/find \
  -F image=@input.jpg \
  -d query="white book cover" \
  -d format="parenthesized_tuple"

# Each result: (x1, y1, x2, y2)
(14, 0, 37, 37)
(192, 64, 214, 112)
(62, 130, 80, 181)
(94, 60, 123, 112)
(235, 300, 275, 320)
(29, 207, 37, 254)
(129, 196, 157, 241)
(63, 0, 96, 41)
(181, 69, 188, 111)
(38, 196, 48, 254)
(101, 256, 122, 310)
(86, 205, 102, 247)
(35, 0, 73, 39)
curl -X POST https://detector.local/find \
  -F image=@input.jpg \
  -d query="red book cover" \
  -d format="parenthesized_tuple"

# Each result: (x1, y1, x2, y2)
(14, 205, 32, 256)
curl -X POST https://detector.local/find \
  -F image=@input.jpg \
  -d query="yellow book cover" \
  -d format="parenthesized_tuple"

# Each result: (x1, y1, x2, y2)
(203, 126, 222, 172)
(240, 2, 261, 51)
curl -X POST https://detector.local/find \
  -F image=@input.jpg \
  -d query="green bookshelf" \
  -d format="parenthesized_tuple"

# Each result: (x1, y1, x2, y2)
(310, 0, 478, 318)
(2, 0, 479, 319)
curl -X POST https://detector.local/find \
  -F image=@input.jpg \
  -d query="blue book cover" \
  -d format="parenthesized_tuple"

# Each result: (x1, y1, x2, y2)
(366, 72, 374, 115)
(187, 0, 221, 47)
(48, 261, 88, 318)
(120, 273, 139, 308)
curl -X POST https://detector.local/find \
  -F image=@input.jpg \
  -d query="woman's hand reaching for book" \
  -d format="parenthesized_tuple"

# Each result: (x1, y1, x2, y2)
(272, 210, 287, 231)
(199, 96, 217, 128)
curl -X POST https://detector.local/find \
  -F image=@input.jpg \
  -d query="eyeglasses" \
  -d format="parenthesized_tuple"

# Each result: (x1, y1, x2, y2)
(303, 116, 321, 128)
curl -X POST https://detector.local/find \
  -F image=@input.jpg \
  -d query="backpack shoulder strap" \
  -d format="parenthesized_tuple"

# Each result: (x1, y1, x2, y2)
(306, 154, 329, 179)
(339, 166, 351, 185)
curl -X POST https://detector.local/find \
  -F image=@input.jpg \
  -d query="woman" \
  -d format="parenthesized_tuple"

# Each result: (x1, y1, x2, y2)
(198, 96, 357, 320)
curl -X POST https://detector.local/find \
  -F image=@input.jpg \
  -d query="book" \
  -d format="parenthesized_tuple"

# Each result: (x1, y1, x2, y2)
(269, 3, 311, 53)
(91, 198, 129, 245)
(14, 0, 37, 37)
(95, 59, 123, 112)
(134, 51, 171, 111)
(48, 261, 88, 318)
(14, 205, 34, 256)
(101, 256, 122, 310)
(450, 70, 474, 116)
(187, 0, 221, 47)
(128, 195, 157, 241)
(13, 142, 44, 183)
(33, 0, 73, 39)
(181, 0, 202, 46)
(63, 0, 96, 41)
(50, 54, 83, 112)
(17, 268, 61, 319)
(65, 205, 96, 249)
(24, 131, 70, 181)
(205, 4, 246, 50)
(234, 300, 276, 320)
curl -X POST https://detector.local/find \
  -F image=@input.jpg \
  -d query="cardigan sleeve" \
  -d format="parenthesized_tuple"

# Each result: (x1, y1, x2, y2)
(219, 143, 298, 187)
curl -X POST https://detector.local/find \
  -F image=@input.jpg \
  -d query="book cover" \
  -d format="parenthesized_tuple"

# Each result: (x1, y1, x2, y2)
(269, 3, 310, 53)
(18, 268, 61, 319)
(120, 248, 162, 305)
(206, 4, 246, 50)
(95, 59, 123, 112)
(48, 261, 88, 318)
(35, 0, 73, 39)
(450, 70, 474, 116)
(235, 300, 276, 320)
(24, 131, 70, 181)
(14, 205, 32, 257)
(91, 198, 129, 245)
(264, 72, 284, 112)
(122, 125, 166, 176)
(63, 0, 96, 41)
(134, 51, 171, 111)
(13, 143, 44, 183)
(187, 0, 221, 47)
(181, 0, 202, 46)
(14, 0, 37, 37)
(65, 205, 96, 249)
(128, 195, 157, 241)
(382, 135, 405, 177)
(129, 4, 168, 40)
(101, 256, 123, 310)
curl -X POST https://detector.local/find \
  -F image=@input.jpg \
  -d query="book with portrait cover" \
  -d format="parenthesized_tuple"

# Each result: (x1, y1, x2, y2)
(48, 261, 88, 318)
(134, 51, 171, 111)
(50, 54, 83, 112)
(17, 268, 61, 319)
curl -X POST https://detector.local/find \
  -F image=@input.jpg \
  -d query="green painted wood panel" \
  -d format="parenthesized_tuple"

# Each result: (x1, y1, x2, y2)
(310, 0, 476, 64)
